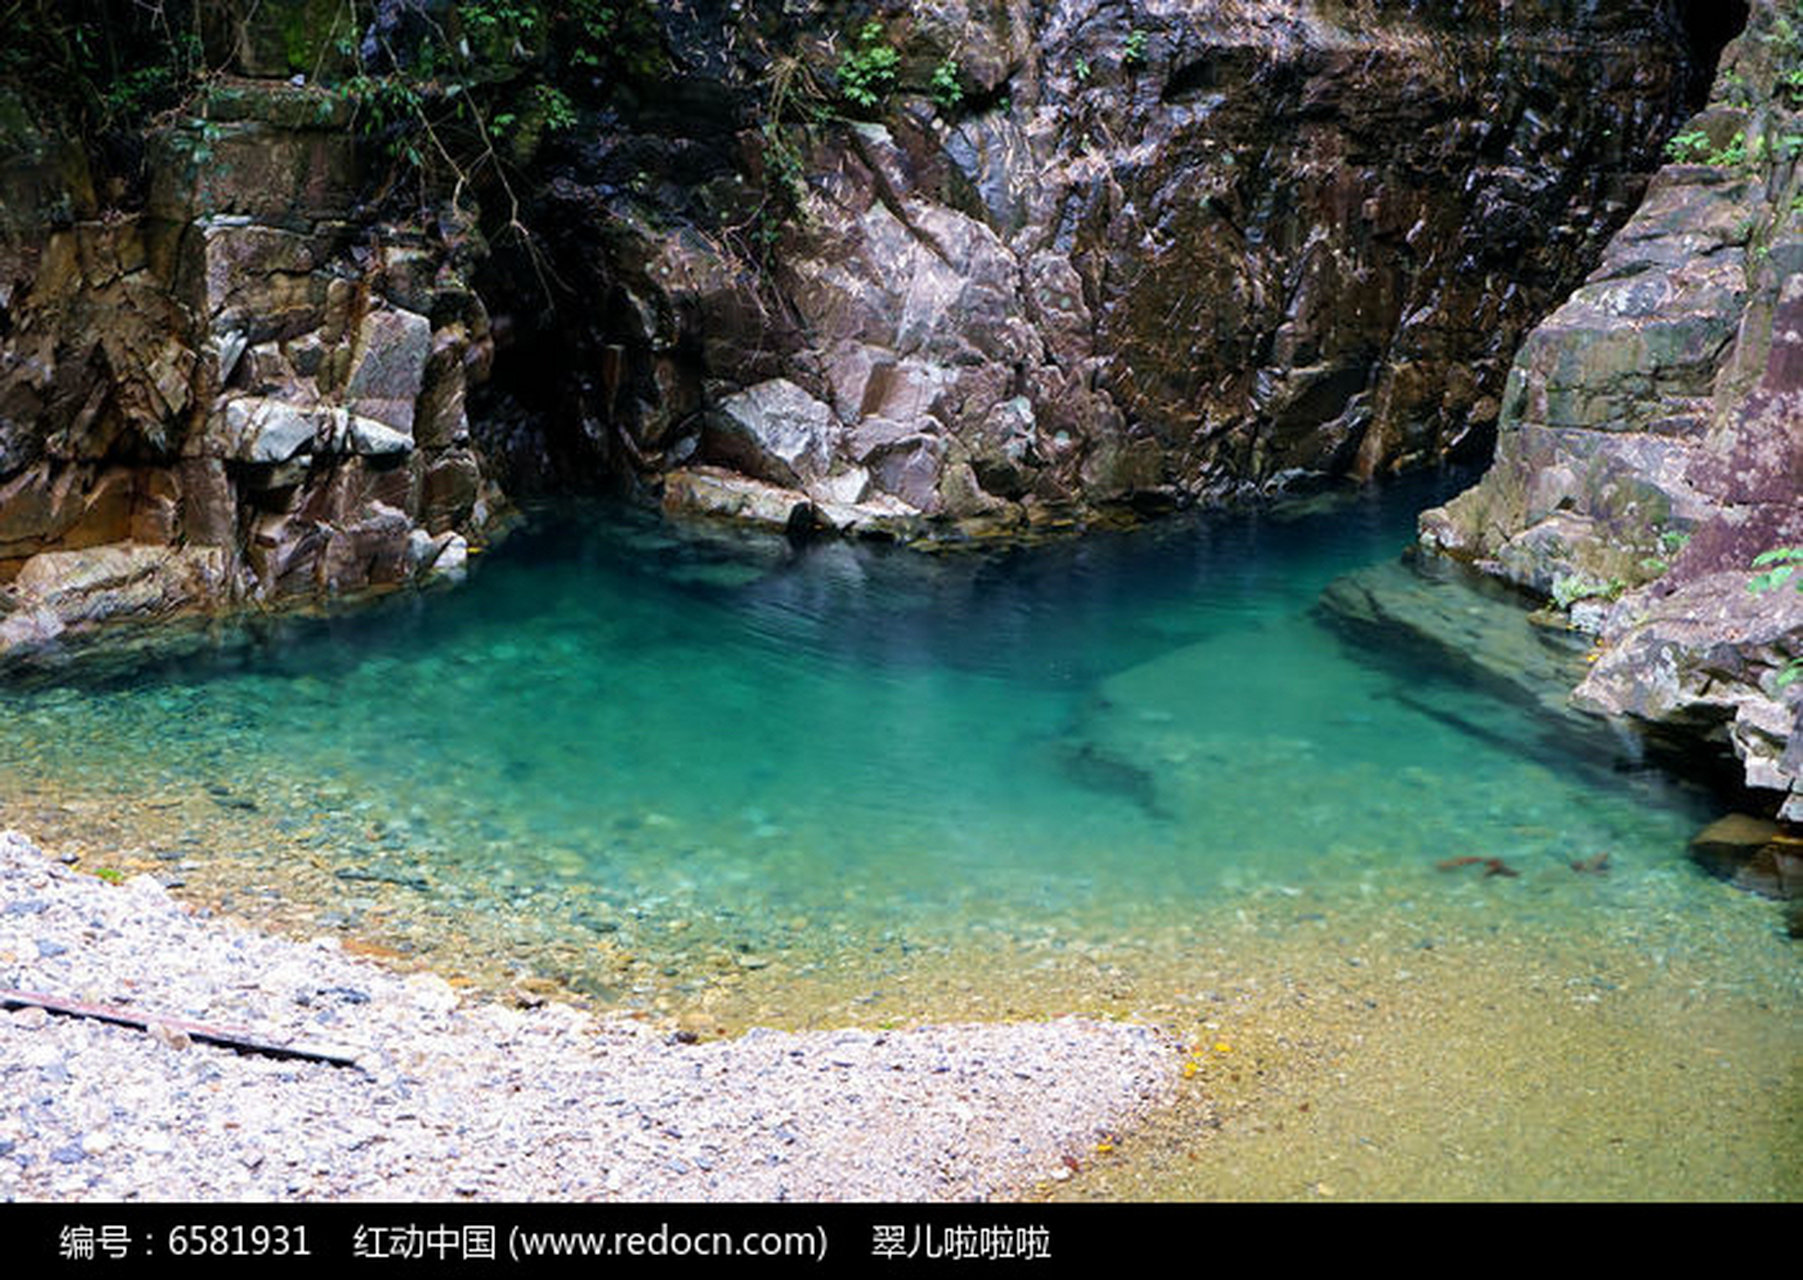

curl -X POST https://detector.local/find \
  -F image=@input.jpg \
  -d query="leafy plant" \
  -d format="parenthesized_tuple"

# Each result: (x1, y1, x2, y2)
(930, 57, 963, 112)
(4, 2, 209, 137)
(1781, 65, 1803, 106)
(1075, 57, 1092, 84)
(1749, 546, 1803, 594)
(1552, 572, 1626, 610)
(1124, 28, 1149, 69)
(837, 22, 899, 111)
(1749, 548, 1803, 688)
(748, 54, 825, 264)
(1772, 13, 1801, 59)
(1664, 128, 1750, 168)
(533, 83, 577, 132)
(1664, 129, 1710, 162)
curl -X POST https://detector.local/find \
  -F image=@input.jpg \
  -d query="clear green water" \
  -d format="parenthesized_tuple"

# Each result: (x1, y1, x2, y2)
(0, 474, 1770, 972)
(1, 473, 1797, 1197)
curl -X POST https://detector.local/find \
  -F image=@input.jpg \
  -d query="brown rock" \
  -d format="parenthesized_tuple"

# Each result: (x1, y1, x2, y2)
(1691, 815, 1803, 900)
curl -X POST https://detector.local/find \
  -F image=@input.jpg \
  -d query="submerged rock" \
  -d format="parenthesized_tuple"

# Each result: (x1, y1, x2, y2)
(1690, 813, 1803, 899)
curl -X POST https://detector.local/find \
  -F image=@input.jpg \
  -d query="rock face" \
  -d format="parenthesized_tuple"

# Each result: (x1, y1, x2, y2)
(1420, 0, 1803, 820)
(0, 63, 501, 663)
(0, 0, 1732, 659)
(501, 0, 1710, 539)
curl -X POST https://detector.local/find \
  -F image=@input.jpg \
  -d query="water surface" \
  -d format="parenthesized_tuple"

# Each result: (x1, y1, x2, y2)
(2, 472, 1795, 1199)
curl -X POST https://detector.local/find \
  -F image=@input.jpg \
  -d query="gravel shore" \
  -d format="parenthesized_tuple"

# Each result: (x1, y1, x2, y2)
(0, 831, 1177, 1201)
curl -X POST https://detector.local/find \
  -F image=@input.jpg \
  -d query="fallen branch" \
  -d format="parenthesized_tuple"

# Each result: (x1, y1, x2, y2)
(0, 988, 363, 1069)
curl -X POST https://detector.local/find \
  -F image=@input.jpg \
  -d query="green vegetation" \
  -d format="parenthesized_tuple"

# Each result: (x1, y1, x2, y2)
(1663, 129, 1710, 161)
(2, 1, 206, 135)
(1664, 128, 1749, 167)
(1771, 12, 1801, 59)
(837, 22, 899, 112)
(1749, 546, 1803, 595)
(1124, 28, 1150, 69)
(2, 0, 664, 238)
(930, 57, 964, 113)
(749, 54, 828, 264)
(1749, 548, 1803, 688)
(1780, 65, 1803, 107)
(329, 1, 662, 169)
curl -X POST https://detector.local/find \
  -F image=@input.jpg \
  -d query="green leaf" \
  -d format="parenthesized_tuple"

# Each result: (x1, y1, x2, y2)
(1748, 564, 1796, 593)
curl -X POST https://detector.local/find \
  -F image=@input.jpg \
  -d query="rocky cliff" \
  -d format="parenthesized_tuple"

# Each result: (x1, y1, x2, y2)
(0, 13, 503, 661)
(0, 0, 1731, 659)
(1420, 0, 1803, 830)
(506, 0, 1715, 540)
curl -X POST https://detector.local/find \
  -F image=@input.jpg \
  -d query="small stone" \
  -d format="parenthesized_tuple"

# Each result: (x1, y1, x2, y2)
(34, 939, 67, 959)
(149, 1022, 192, 1052)
(9, 1006, 48, 1030)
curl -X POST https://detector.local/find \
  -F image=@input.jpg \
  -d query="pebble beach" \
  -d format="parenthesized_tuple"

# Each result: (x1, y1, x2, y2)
(0, 830, 1179, 1202)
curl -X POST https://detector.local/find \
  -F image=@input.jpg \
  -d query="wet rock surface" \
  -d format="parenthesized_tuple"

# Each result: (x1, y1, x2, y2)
(1420, 0, 1803, 822)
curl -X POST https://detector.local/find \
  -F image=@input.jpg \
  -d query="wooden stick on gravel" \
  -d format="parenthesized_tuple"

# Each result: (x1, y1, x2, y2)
(0, 987, 364, 1069)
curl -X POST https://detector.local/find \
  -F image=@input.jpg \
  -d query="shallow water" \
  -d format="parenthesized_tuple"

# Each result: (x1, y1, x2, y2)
(1, 472, 1797, 1199)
